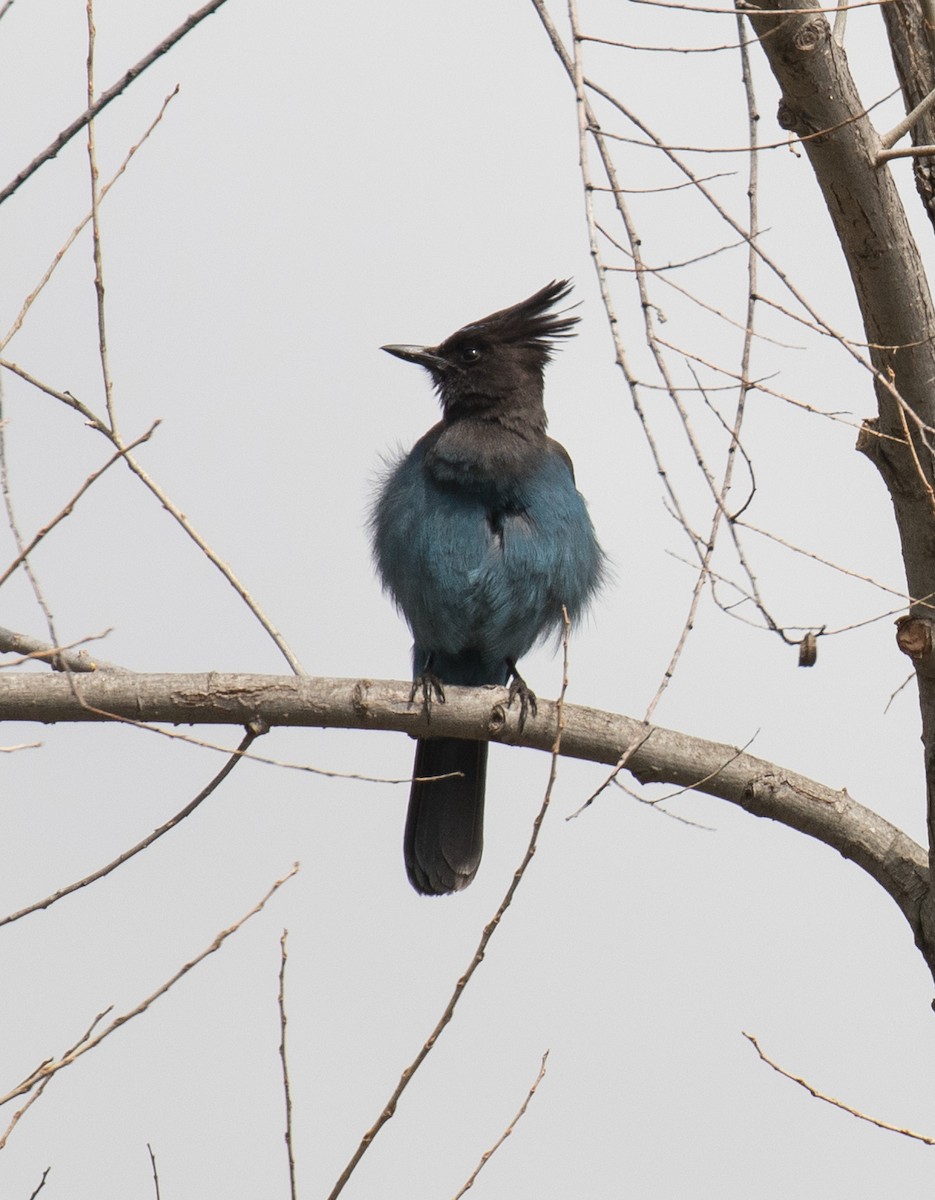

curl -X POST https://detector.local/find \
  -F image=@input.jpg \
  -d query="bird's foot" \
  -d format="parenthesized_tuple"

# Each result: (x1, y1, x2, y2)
(506, 662, 537, 732)
(410, 670, 446, 723)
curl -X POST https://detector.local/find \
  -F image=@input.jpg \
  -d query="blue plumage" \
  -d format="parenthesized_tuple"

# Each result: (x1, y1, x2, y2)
(372, 281, 604, 894)
(377, 431, 601, 681)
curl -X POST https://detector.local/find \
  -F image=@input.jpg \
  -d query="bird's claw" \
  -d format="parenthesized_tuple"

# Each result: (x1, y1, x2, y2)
(410, 670, 446, 723)
(506, 666, 537, 732)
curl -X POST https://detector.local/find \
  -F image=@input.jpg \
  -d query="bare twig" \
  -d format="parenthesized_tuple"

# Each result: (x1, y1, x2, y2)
(28, 1168, 50, 1199)
(0, 0, 235, 207)
(0, 362, 306, 674)
(585, 81, 935, 452)
(86, 0, 118, 434)
(613, 777, 717, 829)
(279, 930, 297, 1200)
(1, 87, 179, 352)
(623, 732, 759, 811)
(743, 1032, 935, 1145)
(0, 724, 265, 929)
(884, 672, 914, 714)
(735, 518, 910, 600)
(452, 1051, 550, 1199)
(0, 1007, 112, 1150)
(596, 221, 796, 348)
(879, 83, 935, 151)
(877, 143, 935, 162)
(0, 865, 298, 1108)
(147, 1144, 162, 1200)
(587, 81, 898, 156)
(631, 0, 892, 16)
(0, 378, 59, 650)
(580, 32, 745, 52)
(0, 626, 122, 672)
(832, 0, 848, 42)
(570, 725, 655, 816)
(0, 423, 159, 590)
(895, 391, 935, 518)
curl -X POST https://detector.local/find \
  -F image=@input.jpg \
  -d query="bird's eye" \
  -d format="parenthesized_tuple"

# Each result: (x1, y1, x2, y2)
(459, 346, 481, 363)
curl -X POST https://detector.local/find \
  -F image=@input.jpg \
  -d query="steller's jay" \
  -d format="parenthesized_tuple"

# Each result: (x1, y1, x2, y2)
(371, 280, 604, 895)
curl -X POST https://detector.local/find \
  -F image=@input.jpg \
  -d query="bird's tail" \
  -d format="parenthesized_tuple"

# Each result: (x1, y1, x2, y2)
(404, 738, 487, 895)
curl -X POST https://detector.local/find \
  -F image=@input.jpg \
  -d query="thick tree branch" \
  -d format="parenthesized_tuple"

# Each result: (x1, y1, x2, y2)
(878, 0, 935, 228)
(743, 0, 935, 971)
(0, 670, 926, 952)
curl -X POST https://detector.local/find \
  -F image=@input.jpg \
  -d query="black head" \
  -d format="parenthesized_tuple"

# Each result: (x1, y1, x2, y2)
(382, 280, 578, 415)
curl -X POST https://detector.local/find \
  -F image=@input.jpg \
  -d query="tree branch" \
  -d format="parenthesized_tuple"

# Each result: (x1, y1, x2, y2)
(0, 0, 235, 208)
(0, 670, 926, 953)
(743, 0, 935, 975)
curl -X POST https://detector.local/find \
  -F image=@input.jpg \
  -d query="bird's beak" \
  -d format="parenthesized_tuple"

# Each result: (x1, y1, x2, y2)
(381, 344, 449, 371)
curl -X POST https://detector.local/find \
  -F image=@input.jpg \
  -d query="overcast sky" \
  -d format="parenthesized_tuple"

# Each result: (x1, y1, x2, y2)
(1, 2, 933, 1197)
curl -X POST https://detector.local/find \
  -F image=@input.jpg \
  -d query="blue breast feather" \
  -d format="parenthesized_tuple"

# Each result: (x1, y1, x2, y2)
(372, 437, 603, 686)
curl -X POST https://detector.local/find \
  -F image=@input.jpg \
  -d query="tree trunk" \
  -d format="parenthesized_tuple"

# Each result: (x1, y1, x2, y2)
(743, 0, 935, 971)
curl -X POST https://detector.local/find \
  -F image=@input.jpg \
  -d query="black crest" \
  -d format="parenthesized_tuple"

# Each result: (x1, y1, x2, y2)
(441, 280, 579, 359)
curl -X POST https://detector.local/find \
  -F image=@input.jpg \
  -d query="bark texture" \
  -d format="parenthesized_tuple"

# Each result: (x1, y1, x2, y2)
(0, 670, 927, 943)
(744, 0, 935, 974)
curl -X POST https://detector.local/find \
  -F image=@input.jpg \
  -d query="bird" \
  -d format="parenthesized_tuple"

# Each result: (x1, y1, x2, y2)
(371, 280, 604, 895)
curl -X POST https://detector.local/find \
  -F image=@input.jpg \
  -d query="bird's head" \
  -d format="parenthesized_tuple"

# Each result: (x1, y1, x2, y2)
(382, 280, 579, 417)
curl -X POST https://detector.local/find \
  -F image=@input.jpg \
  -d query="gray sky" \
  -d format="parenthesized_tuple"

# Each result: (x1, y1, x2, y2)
(1, 1, 933, 1196)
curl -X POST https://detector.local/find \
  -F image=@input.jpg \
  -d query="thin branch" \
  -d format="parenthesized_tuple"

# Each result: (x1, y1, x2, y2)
(0, 1007, 112, 1150)
(618, 732, 759, 811)
(86, 0, 119, 434)
(549, 0, 706, 693)
(0, 361, 306, 674)
(878, 143, 935, 162)
(279, 930, 297, 1200)
(592, 170, 735, 193)
(0, 423, 159, 590)
(0, 865, 298, 1107)
(147, 1145, 162, 1200)
(1, 87, 179, 353)
(579, 78, 935, 451)
(750, 292, 927, 353)
(743, 1032, 935, 1145)
(603, 231, 753, 273)
(452, 1051, 550, 1199)
(0, 379, 59, 651)
(832, 0, 848, 43)
(895, 393, 935, 518)
(566, 0, 775, 726)
(0, 723, 265, 929)
(596, 221, 796, 348)
(570, 726, 655, 817)
(0, 0, 235, 208)
(27, 1168, 50, 1199)
(587, 82, 898, 156)
(0, 358, 106, 427)
(579, 33, 745, 52)
(0, 626, 123, 672)
(885, 673, 915, 715)
(633, 0, 892, 14)
(879, 82, 935, 151)
(612, 777, 718, 829)
(735, 518, 911, 601)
